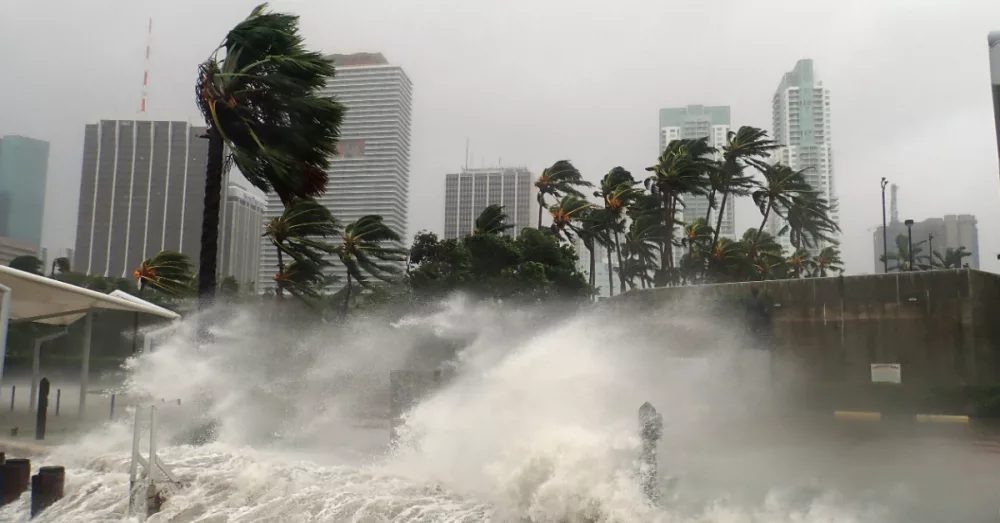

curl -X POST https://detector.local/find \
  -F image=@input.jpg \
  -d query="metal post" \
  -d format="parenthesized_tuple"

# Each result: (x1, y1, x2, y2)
(55, 389, 60, 416)
(79, 310, 93, 415)
(905, 221, 915, 271)
(30, 331, 66, 411)
(928, 234, 934, 268)
(880, 178, 889, 273)
(128, 407, 141, 515)
(0, 285, 11, 394)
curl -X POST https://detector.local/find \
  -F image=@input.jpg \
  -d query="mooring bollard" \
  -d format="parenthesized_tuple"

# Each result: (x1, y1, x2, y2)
(9, 385, 15, 411)
(0, 458, 31, 506)
(110, 394, 116, 419)
(638, 401, 664, 504)
(35, 378, 50, 441)
(55, 389, 61, 416)
(30, 465, 65, 517)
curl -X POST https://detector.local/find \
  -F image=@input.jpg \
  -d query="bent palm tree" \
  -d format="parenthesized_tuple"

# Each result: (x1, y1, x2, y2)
(547, 195, 592, 242)
(195, 3, 345, 305)
(274, 259, 328, 300)
(596, 167, 642, 293)
(473, 205, 514, 236)
(50, 257, 71, 277)
(534, 160, 592, 228)
(751, 164, 812, 244)
(712, 126, 777, 245)
(336, 215, 406, 314)
(263, 198, 339, 298)
(933, 247, 973, 269)
(881, 234, 930, 271)
(814, 246, 844, 277)
(133, 250, 194, 296)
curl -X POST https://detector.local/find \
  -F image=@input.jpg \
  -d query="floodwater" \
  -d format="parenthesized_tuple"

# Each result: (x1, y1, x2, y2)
(1, 296, 998, 522)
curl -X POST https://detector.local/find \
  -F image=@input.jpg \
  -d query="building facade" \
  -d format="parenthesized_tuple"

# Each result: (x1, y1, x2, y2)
(259, 52, 412, 292)
(0, 135, 50, 249)
(73, 120, 208, 278)
(443, 167, 535, 239)
(658, 105, 734, 240)
(872, 215, 980, 272)
(220, 183, 265, 291)
(0, 237, 40, 266)
(767, 59, 837, 254)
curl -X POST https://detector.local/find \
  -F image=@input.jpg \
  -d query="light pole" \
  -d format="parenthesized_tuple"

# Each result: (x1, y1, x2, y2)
(881, 178, 889, 273)
(928, 234, 934, 269)
(905, 219, 915, 271)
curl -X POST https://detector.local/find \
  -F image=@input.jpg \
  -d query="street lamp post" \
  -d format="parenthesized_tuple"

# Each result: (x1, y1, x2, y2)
(928, 234, 934, 269)
(881, 178, 889, 273)
(905, 219, 915, 271)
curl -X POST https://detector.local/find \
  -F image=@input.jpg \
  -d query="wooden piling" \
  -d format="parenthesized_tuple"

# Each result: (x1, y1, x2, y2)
(638, 402, 663, 504)
(30, 465, 65, 517)
(35, 378, 50, 441)
(0, 458, 31, 506)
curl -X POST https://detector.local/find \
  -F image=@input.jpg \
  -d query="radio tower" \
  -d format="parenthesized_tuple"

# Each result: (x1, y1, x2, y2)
(140, 17, 152, 113)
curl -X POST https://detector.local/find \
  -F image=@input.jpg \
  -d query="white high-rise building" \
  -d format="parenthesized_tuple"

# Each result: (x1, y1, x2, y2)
(443, 166, 536, 239)
(258, 53, 412, 292)
(767, 59, 837, 253)
(659, 105, 733, 263)
(220, 183, 265, 291)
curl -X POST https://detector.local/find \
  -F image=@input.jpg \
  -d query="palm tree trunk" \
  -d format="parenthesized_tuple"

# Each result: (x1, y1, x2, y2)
(713, 191, 729, 245)
(343, 272, 352, 315)
(588, 245, 596, 297)
(275, 248, 285, 299)
(537, 194, 545, 229)
(606, 245, 615, 297)
(755, 200, 773, 244)
(614, 231, 626, 294)
(705, 189, 716, 223)
(197, 127, 224, 308)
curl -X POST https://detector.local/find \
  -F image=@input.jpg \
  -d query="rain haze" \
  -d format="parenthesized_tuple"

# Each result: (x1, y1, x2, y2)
(1, 0, 1000, 272)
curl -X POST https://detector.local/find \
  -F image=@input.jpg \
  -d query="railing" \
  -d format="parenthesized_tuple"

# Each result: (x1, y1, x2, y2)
(127, 405, 178, 517)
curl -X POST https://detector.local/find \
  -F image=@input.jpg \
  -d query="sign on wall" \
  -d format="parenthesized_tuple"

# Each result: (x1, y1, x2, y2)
(871, 363, 902, 384)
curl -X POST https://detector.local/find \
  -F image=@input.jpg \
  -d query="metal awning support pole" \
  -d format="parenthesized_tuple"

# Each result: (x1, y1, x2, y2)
(30, 330, 67, 410)
(0, 284, 10, 394)
(79, 310, 93, 416)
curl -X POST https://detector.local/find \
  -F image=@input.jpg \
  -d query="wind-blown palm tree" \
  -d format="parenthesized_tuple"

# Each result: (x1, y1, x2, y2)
(881, 234, 930, 271)
(621, 216, 660, 289)
(547, 195, 592, 242)
(195, 3, 345, 305)
(780, 191, 840, 250)
(473, 205, 514, 236)
(711, 126, 778, 245)
(596, 167, 642, 293)
(534, 160, 592, 228)
(814, 246, 844, 277)
(49, 257, 71, 277)
(274, 259, 328, 300)
(751, 164, 812, 243)
(576, 208, 615, 296)
(786, 248, 815, 279)
(263, 198, 339, 298)
(679, 218, 714, 284)
(933, 247, 973, 269)
(645, 137, 716, 279)
(336, 215, 406, 313)
(9, 255, 43, 275)
(133, 250, 194, 296)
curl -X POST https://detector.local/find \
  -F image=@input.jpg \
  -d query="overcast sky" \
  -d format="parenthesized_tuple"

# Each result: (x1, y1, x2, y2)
(2, 0, 999, 274)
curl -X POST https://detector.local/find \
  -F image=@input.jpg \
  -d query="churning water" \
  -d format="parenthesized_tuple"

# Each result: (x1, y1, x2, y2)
(0, 296, 947, 522)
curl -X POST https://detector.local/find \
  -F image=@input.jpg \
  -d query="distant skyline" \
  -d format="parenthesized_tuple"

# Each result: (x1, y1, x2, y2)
(0, 135, 49, 249)
(2, 0, 999, 275)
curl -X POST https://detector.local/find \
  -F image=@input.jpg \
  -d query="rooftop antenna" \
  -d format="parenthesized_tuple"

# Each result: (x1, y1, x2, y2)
(464, 138, 469, 171)
(890, 183, 899, 224)
(140, 17, 152, 113)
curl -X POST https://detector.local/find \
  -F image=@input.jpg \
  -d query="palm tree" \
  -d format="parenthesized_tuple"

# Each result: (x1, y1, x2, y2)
(596, 167, 642, 293)
(534, 160, 592, 228)
(645, 138, 716, 278)
(263, 198, 339, 298)
(336, 215, 406, 314)
(9, 255, 43, 275)
(751, 164, 812, 244)
(736, 228, 786, 281)
(49, 257, 71, 277)
(933, 247, 973, 269)
(881, 234, 930, 271)
(711, 127, 778, 245)
(474, 205, 514, 236)
(780, 192, 840, 250)
(786, 248, 816, 279)
(576, 208, 615, 296)
(814, 246, 844, 277)
(274, 259, 328, 300)
(547, 195, 592, 242)
(133, 251, 194, 296)
(679, 218, 714, 284)
(195, 3, 345, 306)
(621, 216, 660, 289)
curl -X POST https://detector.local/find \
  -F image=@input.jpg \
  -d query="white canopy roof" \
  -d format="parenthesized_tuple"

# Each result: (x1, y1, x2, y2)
(0, 265, 181, 325)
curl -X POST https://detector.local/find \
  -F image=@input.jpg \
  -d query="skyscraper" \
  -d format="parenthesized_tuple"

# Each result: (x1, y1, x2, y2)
(0, 135, 50, 248)
(659, 105, 733, 262)
(73, 120, 208, 278)
(258, 52, 412, 292)
(989, 31, 1000, 178)
(219, 183, 265, 290)
(767, 59, 837, 253)
(443, 166, 535, 239)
